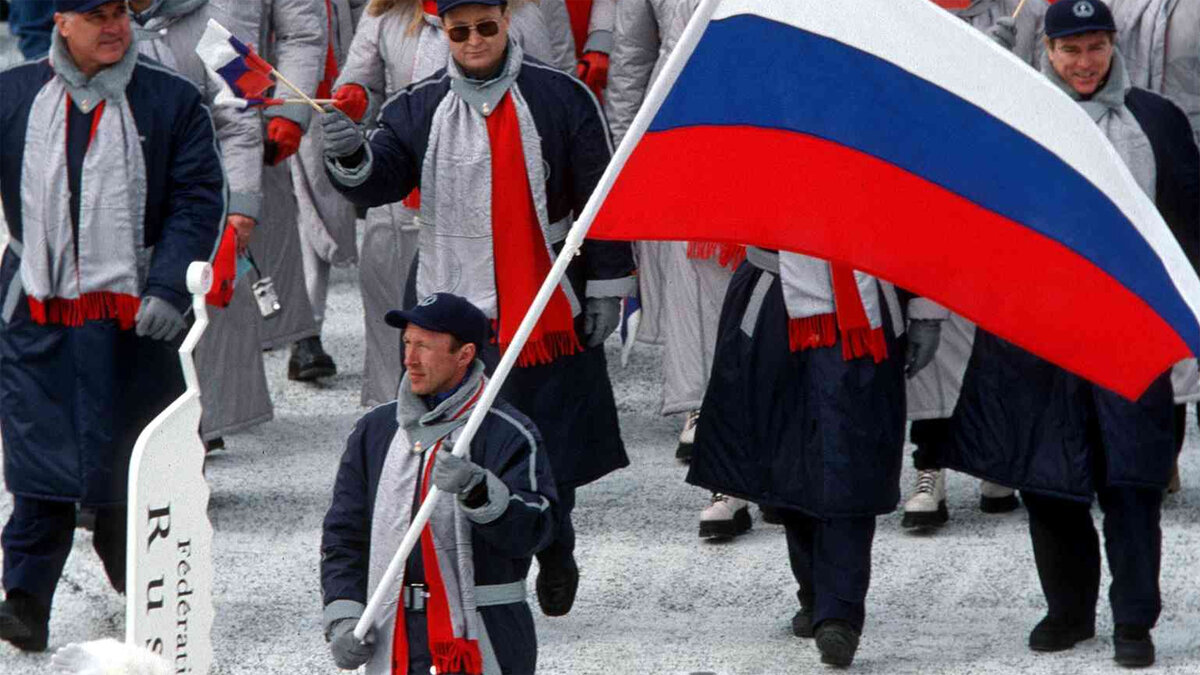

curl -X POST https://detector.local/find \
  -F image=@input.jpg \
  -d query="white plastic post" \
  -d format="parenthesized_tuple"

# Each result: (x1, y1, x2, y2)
(352, 0, 724, 642)
(126, 262, 216, 674)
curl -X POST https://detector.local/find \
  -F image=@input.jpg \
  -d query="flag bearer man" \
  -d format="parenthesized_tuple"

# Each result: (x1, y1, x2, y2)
(0, 0, 224, 650)
(320, 0, 635, 617)
(946, 1, 1199, 666)
(321, 293, 556, 674)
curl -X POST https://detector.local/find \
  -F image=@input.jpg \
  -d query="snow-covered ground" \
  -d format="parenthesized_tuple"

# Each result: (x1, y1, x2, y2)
(0, 264, 1197, 675)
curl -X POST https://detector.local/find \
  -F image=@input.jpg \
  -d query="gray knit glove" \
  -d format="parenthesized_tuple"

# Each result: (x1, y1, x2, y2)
(988, 17, 1017, 52)
(327, 618, 374, 670)
(432, 447, 488, 496)
(321, 105, 365, 160)
(135, 297, 186, 341)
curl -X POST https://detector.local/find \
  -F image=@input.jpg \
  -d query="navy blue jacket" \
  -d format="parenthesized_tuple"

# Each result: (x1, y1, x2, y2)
(326, 51, 635, 298)
(321, 396, 557, 671)
(0, 55, 225, 312)
(0, 54, 223, 505)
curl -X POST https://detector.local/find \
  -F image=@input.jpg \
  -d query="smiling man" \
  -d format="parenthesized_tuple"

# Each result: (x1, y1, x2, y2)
(320, 0, 635, 619)
(942, 0, 1199, 668)
(0, 0, 224, 652)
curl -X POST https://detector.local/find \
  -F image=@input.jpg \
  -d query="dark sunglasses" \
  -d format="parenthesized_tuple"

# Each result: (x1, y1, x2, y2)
(446, 20, 501, 43)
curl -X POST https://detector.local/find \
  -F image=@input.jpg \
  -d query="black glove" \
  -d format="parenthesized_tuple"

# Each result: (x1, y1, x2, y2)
(327, 618, 374, 670)
(905, 319, 942, 379)
(583, 296, 620, 348)
(135, 297, 186, 341)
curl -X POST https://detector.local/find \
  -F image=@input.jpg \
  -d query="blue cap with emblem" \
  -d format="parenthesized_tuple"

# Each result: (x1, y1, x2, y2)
(385, 293, 492, 351)
(55, 0, 124, 13)
(436, 0, 506, 17)
(1045, 0, 1117, 39)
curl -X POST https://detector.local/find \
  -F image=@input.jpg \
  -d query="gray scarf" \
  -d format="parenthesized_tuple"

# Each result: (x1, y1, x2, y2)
(415, 39, 578, 319)
(365, 362, 487, 675)
(1042, 48, 1157, 199)
(20, 32, 148, 321)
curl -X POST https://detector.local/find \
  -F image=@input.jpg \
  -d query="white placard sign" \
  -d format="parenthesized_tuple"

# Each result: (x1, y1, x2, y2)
(126, 262, 216, 675)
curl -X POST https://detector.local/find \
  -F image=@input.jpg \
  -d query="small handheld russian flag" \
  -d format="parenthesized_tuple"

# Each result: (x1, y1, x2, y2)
(195, 19, 274, 99)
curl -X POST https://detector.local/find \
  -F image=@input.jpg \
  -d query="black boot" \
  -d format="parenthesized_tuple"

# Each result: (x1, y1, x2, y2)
(1113, 624, 1155, 668)
(1028, 615, 1095, 652)
(288, 336, 337, 381)
(0, 591, 49, 652)
(535, 555, 579, 617)
(814, 619, 860, 667)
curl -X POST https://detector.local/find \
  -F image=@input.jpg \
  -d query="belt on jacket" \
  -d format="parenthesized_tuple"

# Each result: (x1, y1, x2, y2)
(401, 580, 527, 612)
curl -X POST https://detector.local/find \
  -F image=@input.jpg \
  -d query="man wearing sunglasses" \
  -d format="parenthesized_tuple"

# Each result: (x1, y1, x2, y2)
(321, 0, 635, 621)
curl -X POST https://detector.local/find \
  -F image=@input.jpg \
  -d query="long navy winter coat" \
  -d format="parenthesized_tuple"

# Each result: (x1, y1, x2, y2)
(0, 52, 224, 504)
(687, 260, 907, 518)
(945, 87, 1198, 501)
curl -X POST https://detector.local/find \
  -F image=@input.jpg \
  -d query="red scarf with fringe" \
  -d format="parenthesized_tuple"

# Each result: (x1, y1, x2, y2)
(316, 0, 340, 99)
(392, 381, 485, 675)
(787, 264, 887, 363)
(686, 241, 746, 269)
(488, 92, 581, 366)
(27, 97, 141, 330)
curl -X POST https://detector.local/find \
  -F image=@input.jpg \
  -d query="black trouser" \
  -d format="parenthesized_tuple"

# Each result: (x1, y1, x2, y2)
(910, 418, 952, 471)
(1, 497, 126, 612)
(781, 510, 876, 634)
(1022, 487, 1163, 629)
(1173, 403, 1195, 456)
(536, 485, 575, 569)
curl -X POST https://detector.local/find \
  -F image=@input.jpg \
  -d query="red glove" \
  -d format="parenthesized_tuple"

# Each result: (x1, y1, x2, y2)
(576, 51, 610, 102)
(333, 84, 368, 123)
(264, 117, 303, 166)
(205, 223, 238, 308)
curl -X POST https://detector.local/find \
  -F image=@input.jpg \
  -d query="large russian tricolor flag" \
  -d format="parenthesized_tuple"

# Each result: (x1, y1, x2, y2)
(584, 0, 1200, 400)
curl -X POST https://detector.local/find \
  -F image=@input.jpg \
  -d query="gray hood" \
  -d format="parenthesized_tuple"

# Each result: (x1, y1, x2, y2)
(132, 0, 210, 29)
(49, 29, 140, 113)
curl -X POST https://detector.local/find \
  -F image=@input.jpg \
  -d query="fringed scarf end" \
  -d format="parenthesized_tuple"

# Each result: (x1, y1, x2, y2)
(509, 330, 582, 367)
(788, 314, 837, 353)
(431, 638, 483, 675)
(840, 327, 888, 364)
(28, 292, 141, 330)
(687, 242, 746, 270)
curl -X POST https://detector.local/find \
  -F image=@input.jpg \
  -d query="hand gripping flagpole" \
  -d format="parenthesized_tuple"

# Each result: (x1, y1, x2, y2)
(352, 0, 725, 644)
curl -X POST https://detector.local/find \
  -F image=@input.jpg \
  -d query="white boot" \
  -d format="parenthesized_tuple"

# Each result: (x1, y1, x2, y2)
(901, 469, 947, 529)
(676, 409, 700, 462)
(979, 480, 1020, 513)
(698, 493, 751, 539)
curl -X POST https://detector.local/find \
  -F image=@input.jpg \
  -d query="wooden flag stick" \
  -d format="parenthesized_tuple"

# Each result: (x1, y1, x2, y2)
(280, 99, 335, 105)
(1012, 0, 1029, 19)
(269, 67, 324, 113)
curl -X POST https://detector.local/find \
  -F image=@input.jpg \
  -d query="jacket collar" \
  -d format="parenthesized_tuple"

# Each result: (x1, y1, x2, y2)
(1042, 48, 1132, 122)
(448, 38, 523, 117)
(396, 360, 486, 449)
(132, 0, 209, 32)
(50, 28, 140, 113)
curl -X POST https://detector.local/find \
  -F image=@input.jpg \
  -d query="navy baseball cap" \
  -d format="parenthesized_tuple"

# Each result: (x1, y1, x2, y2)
(55, 0, 123, 13)
(1045, 0, 1117, 39)
(385, 293, 491, 351)
(437, 0, 506, 16)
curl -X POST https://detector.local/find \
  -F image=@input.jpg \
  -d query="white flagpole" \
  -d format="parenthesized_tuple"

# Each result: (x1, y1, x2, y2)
(353, 0, 725, 642)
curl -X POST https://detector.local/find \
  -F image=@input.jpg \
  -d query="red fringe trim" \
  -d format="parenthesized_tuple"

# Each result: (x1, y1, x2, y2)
(787, 314, 887, 363)
(686, 241, 747, 270)
(431, 638, 483, 675)
(788, 314, 837, 352)
(28, 292, 141, 330)
(507, 330, 582, 368)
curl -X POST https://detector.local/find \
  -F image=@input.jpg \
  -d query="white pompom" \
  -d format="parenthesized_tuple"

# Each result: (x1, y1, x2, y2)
(50, 639, 171, 675)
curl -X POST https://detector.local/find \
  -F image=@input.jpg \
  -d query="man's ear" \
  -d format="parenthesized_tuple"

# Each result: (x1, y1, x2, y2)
(461, 342, 477, 366)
